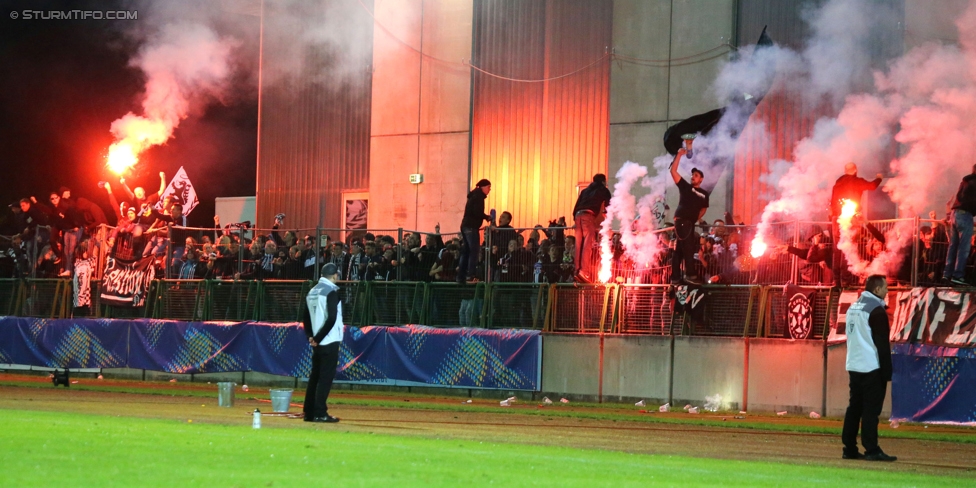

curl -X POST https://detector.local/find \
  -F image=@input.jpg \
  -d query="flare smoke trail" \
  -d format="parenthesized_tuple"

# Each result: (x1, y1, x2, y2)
(752, 0, 976, 277)
(106, 1, 374, 175)
(107, 22, 237, 174)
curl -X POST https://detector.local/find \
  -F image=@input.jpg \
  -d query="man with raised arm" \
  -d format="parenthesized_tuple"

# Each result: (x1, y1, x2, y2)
(669, 134, 709, 284)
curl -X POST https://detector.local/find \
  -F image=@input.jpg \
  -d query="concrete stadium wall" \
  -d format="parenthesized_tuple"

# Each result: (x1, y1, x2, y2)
(673, 336, 744, 409)
(369, 0, 472, 233)
(601, 335, 672, 402)
(26, 336, 892, 416)
(746, 338, 824, 414)
(540, 334, 892, 416)
(609, 0, 736, 222)
(541, 334, 602, 399)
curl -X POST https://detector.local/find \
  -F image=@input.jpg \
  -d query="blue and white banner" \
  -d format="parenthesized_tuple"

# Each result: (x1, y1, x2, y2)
(0, 318, 541, 390)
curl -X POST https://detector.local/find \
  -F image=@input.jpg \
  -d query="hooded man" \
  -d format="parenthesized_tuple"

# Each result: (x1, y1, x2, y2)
(457, 178, 492, 284)
(302, 262, 344, 423)
(573, 173, 612, 282)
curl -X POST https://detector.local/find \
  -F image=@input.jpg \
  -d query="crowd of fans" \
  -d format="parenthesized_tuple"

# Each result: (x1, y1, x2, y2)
(0, 177, 966, 290)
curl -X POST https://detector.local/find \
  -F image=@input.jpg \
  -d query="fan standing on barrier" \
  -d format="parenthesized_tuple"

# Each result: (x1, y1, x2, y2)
(842, 275, 896, 462)
(457, 179, 492, 284)
(942, 164, 976, 286)
(669, 134, 709, 285)
(302, 262, 344, 424)
(572, 173, 611, 283)
(829, 163, 883, 288)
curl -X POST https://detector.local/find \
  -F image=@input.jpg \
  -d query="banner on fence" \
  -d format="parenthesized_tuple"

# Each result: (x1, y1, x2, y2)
(100, 257, 156, 307)
(891, 344, 976, 424)
(784, 284, 816, 340)
(0, 318, 542, 390)
(889, 288, 976, 347)
(673, 285, 706, 323)
(829, 288, 976, 348)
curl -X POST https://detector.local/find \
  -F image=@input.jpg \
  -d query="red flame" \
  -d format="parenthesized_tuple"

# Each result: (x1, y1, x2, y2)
(750, 237, 767, 258)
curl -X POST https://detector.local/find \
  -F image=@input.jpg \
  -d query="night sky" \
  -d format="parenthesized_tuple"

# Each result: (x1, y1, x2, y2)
(0, 0, 258, 233)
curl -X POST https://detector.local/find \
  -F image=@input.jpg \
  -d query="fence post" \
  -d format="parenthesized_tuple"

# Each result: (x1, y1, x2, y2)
(484, 228, 492, 284)
(397, 228, 403, 282)
(315, 227, 322, 281)
(238, 227, 245, 276)
(96, 224, 107, 280)
(911, 215, 920, 287)
(29, 227, 39, 279)
(790, 221, 800, 284)
(165, 225, 173, 280)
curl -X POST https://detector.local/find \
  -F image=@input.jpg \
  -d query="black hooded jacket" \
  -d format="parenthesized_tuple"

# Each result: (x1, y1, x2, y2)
(461, 189, 490, 230)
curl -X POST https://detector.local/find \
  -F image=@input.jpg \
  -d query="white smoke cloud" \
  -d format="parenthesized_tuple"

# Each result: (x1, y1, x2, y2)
(260, 0, 374, 87)
(106, 0, 376, 174)
(109, 22, 238, 162)
(746, 0, 976, 277)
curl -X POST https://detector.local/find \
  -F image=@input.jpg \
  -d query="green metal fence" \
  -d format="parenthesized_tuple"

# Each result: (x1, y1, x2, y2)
(0, 279, 23, 316)
(257, 280, 311, 323)
(486, 283, 548, 330)
(0, 278, 849, 338)
(423, 282, 487, 328)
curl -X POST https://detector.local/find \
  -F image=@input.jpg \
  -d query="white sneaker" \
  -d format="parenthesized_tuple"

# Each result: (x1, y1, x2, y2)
(542, 397, 553, 405)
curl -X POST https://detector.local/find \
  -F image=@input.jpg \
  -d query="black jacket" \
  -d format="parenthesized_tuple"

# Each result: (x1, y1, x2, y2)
(461, 189, 490, 230)
(829, 174, 881, 216)
(951, 174, 976, 214)
(868, 306, 893, 381)
(573, 182, 611, 217)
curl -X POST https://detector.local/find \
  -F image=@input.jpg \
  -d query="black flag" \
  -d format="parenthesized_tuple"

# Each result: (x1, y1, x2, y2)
(663, 26, 775, 155)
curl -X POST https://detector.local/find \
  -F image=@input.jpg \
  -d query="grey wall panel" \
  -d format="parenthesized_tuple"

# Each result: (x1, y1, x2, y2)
(602, 335, 671, 401)
(256, 0, 373, 230)
(667, 0, 735, 120)
(672, 335, 744, 409)
(746, 338, 824, 413)
(541, 334, 602, 395)
(609, 0, 672, 125)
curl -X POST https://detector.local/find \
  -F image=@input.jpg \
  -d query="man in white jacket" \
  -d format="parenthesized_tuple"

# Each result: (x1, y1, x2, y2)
(302, 263, 344, 423)
(842, 275, 896, 461)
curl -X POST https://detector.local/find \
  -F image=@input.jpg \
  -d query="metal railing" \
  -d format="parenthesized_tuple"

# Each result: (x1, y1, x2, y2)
(0, 278, 918, 339)
(50, 218, 959, 292)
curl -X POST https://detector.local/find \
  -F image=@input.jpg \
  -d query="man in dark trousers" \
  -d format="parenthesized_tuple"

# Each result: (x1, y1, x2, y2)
(842, 274, 896, 462)
(457, 179, 492, 284)
(573, 173, 612, 283)
(302, 263, 344, 423)
(943, 164, 976, 285)
(829, 162, 883, 287)
(669, 134, 709, 284)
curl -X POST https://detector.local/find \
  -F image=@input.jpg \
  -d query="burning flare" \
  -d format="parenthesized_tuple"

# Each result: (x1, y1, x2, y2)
(105, 114, 172, 175)
(839, 199, 858, 221)
(106, 141, 138, 175)
(598, 240, 613, 283)
(750, 237, 768, 258)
